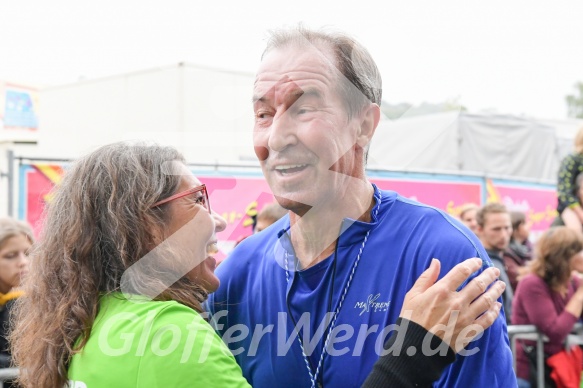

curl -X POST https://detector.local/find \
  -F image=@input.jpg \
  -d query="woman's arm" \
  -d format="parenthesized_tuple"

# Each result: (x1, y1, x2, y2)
(564, 279, 583, 320)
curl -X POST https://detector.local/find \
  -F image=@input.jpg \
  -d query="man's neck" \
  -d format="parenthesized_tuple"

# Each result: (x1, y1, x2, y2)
(484, 246, 503, 257)
(288, 183, 375, 269)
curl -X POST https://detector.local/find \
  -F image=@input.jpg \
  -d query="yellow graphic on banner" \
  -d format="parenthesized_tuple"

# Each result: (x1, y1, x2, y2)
(242, 201, 258, 227)
(485, 179, 501, 203)
(32, 164, 64, 202)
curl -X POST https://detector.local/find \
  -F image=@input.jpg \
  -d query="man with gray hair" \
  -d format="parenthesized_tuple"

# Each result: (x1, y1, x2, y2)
(208, 26, 515, 387)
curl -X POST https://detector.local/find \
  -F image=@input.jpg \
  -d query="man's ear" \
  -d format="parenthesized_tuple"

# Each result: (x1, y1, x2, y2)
(356, 103, 380, 148)
(475, 225, 483, 238)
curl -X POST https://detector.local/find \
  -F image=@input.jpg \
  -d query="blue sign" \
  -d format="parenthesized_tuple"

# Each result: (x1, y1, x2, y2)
(4, 89, 38, 129)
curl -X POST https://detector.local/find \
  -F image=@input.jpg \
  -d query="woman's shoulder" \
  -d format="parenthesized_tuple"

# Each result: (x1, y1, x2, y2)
(98, 293, 207, 327)
(518, 273, 544, 285)
(516, 273, 547, 293)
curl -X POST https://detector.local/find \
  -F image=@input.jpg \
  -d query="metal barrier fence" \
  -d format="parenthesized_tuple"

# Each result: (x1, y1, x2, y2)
(508, 325, 546, 388)
(0, 367, 18, 387)
(507, 323, 583, 388)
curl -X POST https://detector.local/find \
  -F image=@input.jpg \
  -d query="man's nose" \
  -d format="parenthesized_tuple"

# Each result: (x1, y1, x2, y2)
(267, 109, 297, 152)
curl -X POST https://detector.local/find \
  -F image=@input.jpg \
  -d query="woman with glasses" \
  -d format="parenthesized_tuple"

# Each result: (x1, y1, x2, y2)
(10, 142, 503, 387)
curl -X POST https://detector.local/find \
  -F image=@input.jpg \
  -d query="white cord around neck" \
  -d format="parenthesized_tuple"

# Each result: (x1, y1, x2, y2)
(284, 190, 380, 388)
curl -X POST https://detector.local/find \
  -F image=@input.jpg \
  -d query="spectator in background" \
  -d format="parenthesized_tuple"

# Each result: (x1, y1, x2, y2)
(0, 218, 33, 372)
(254, 202, 287, 233)
(458, 203, 479, 233)
(503, 211, 533, 291)
(233, 202, 287, 248)
(477, 203, 514, 322)
(557, 125, 583, 232)
(512, 227, 583, 388)
(553, 171, 583, 229)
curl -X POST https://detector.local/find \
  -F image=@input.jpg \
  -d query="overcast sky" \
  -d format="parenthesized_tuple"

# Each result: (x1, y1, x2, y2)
(1, 0, 582, 119)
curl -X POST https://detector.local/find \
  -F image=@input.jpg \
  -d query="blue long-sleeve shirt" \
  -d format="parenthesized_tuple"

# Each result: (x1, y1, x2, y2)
(208, 185, 516, 387)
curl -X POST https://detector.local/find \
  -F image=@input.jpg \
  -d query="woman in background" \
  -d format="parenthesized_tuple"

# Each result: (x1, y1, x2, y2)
(0, 218, 33, 370)
(503, 211, 532, 291)
(458, 203, 479, 233)
(512, 226, 583, 387)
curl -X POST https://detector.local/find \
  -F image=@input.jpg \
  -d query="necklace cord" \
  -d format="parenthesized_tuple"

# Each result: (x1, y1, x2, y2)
(284, 266, 319, 382)
(284, 187, 381, 388)
(284, 234, 339, 387)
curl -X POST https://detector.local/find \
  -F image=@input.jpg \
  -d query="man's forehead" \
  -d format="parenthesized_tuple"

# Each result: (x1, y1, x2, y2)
(252, 38, 373, 108)
(259, 41, 336, 72)
(253, 43, 342, 91)
(253, 75, 323, 104)
(485, 212, 511, 226)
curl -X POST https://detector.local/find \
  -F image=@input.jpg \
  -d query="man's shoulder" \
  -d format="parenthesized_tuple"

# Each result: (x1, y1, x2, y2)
(385, 191, 460, 224)
(379, 190, 479, 244)
(375, 190, 488, 274)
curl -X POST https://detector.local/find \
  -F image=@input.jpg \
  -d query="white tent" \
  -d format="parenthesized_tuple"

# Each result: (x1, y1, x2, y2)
(32, 63, 255, 163)
(368, 112, 583, 183)
(13, 63, 583, 182)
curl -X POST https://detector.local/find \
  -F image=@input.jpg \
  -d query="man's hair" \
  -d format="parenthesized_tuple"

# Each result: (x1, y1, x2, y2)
(0, 217, 34, 249)
(257, 202, 287, 224)
(476, 202, 508, 228)
(458, 203, 478, 219)
(509, 211, 526, 231)
(262, 25, 382, 119)
(530, 226, 583, 291)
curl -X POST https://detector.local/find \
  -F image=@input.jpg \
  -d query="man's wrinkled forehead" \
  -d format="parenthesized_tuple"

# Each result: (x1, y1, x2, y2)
(253, 44, 334, 101)
(253, 39, 365, 106)
(253, 75, 322, 108)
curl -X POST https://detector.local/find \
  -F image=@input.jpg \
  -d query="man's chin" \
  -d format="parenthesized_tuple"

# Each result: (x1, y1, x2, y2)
(274, 195, 312, 217)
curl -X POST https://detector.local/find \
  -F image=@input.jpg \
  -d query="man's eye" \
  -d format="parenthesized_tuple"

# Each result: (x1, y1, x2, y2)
(194, 196, 206, 206)
(256, 111, 273, 119)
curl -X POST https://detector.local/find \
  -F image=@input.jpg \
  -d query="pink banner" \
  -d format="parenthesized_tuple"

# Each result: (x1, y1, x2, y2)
(20, 167, 57, 237)
(203, 176, 483, 260)
(203, 176, 483, 243)
(200, 176, 276, 260)
(371, 178, 482, 217)
(28, 166, 558, 259)
(491, 182, 557, 233)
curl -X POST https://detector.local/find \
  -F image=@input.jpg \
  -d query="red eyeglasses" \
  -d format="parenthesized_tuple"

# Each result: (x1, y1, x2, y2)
(150, 184, 211, 212)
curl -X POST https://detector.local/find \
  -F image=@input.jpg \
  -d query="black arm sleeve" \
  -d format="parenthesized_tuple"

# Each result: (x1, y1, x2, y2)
(362, 317, 456, 388)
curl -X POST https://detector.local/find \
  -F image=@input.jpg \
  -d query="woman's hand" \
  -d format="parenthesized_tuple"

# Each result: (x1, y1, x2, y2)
(570, 271, 583, 301)
(400, 258, 505, 353)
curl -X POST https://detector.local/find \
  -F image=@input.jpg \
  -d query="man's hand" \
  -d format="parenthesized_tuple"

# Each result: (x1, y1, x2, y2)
(400, 258, 505, 352)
